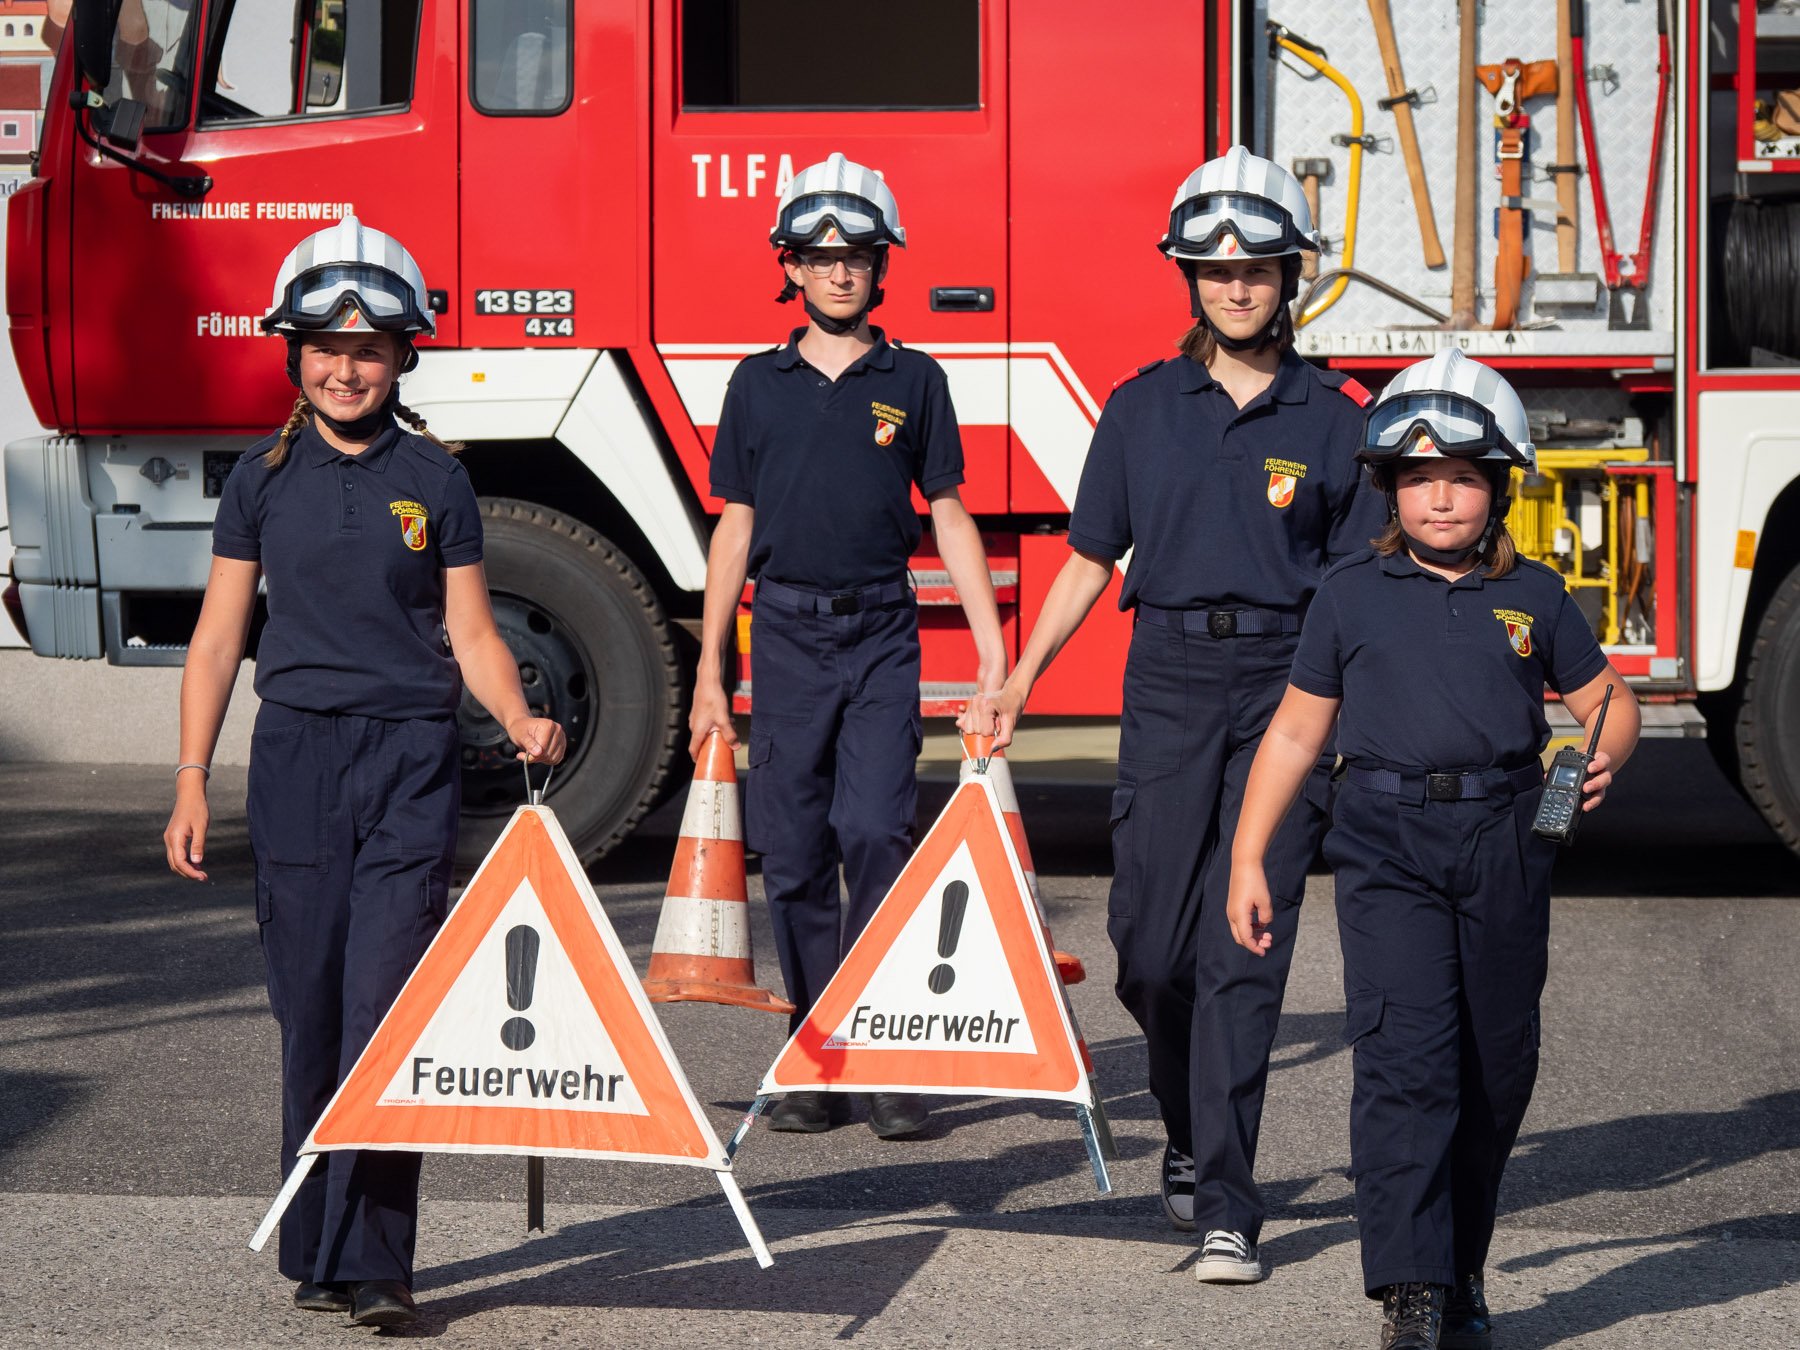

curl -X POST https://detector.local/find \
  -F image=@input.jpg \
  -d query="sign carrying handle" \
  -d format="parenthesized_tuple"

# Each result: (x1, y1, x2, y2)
(522, 758, 556, 807)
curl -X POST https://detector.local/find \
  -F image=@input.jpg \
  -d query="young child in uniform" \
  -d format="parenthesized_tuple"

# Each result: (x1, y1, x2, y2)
(162, 217, 566, 1329)
(1227, 350, 1641, 1349)
(978, 147, 1385, 1280)
(688, 153, 1006, 1140)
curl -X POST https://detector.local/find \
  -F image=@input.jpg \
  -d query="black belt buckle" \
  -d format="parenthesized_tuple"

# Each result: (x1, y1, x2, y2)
(829, 592, 862, 615)
(1426, 773, 1464, 802)
(1207, 610, 1238, 639)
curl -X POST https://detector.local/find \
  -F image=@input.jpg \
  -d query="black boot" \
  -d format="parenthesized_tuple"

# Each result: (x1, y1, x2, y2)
(1380, 1282, 1448, 1349)
(1441, 1273, 1492, 1350)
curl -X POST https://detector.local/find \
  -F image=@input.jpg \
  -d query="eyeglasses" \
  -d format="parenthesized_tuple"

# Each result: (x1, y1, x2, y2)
(794, 250, 879, 276)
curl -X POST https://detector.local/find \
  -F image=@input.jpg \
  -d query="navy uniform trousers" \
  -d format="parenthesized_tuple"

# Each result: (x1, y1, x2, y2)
(744, 580, 923, 1033)
(1108, 613, 1332, 1240)
(1326, 765, 1553, 1295)
(249, 700, 461, 1286)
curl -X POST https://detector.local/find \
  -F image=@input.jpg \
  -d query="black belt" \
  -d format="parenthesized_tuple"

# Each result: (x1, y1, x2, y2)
(1346, 762, 1544, 803)
(1135, 604, 1301, 638)
(755, 577, 912, 616)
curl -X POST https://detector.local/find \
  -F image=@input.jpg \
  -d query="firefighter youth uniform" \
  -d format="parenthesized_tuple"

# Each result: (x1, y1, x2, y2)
(212, 417, 480, 1290)
(1293, 547, 1605, 1298)
(1072, 344, 1383, 1254)
(709, 326, 964, 1029)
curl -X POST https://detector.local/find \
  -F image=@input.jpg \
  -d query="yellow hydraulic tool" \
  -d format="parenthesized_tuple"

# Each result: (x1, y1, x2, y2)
(1270, 25, 1367, 327)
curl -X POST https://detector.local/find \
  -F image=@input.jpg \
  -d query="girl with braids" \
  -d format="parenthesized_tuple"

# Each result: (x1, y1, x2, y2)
(162, 218, 565, 1329)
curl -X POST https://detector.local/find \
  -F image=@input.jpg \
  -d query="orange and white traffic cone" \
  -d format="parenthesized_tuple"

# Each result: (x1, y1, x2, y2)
(643, 731, 794, 1015)
(959, 732, 1087, 986)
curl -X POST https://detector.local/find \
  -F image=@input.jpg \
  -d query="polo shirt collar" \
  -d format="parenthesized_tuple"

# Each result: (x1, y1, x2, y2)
(1173, 347, 1309, 402)
(296, 418, 401, 473)
(1379, 548, 1489, 588)
(774, 326, 895, 373)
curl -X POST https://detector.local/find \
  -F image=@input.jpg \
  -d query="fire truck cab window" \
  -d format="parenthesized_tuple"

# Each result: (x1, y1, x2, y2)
(681, 0, 980, 110)
(199, 0, 419, 124)
(99, 0, 202, 133)
(470, 0, 571, 116)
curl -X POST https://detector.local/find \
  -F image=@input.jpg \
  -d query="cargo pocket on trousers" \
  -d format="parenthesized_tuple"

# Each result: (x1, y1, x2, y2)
(1344, 989, 1414, 1176)
(1106, 781, 1138, 918)
(744, 731, 775, 855)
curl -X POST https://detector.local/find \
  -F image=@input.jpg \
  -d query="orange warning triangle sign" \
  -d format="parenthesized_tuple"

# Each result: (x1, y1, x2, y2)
(302, 806, 728, 1168)
(760, 777, 1088, 1103)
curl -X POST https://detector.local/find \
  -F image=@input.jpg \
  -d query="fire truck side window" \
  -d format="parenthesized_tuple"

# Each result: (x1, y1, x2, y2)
(681, 0, 979, 109)
(198, 0, 420, 124)
(470, 0, 572, 116)
(101, 0, 203, 133)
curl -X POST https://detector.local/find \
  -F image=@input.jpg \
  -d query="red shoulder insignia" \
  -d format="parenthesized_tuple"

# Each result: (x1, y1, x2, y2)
(1112, 359, 1166, 392)
(1337, 376, 1374, 408)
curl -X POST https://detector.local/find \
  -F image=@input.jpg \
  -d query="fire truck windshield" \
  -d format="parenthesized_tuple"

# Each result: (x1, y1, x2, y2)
(98, 0, 200, 133)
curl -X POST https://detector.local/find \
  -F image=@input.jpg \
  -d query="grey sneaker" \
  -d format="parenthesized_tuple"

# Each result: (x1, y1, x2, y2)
(1160, 1145, 1196, 1231)
(1195, 1228, 1265, 1283)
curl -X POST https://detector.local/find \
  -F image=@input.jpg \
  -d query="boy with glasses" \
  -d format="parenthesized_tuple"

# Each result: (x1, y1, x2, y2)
(688, 153, 1006, 1139)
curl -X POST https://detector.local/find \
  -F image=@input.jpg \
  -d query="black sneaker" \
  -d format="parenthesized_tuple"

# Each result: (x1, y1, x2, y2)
(1441, 1273, 1492, 1350)
(1380, 1283, 1448, 1349)
(1160, 1144, 1196, 1232)
(1195, 1228, 1265, 1283)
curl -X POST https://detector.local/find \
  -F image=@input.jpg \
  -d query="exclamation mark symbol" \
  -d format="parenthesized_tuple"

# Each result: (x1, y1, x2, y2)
(928, 881, 969, 994)
(501, 924, 540, 1051)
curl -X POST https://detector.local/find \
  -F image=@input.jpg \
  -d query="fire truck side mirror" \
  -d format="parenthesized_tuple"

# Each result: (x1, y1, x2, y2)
(100, 98, 146, 152)
(71, 0, 118, 93)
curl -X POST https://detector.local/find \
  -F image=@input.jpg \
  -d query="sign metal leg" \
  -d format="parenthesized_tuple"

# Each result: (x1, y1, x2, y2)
(1076, 1104, 1114, 1194)
(725, 1095, 770, 1162)
(249, 1151, 320, 1252)
(527, 1156, 545, 1232)
(716, 1170, 774, 1268)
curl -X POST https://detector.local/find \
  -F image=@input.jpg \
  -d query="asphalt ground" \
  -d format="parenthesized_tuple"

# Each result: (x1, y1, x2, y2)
(1, 740, 1797, 1347)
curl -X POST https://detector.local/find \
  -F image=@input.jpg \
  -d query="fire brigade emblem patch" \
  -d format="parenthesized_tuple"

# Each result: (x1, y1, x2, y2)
(1493, 608, 1536, 658)
(870, 400, 907, 446)
(1222, 233, 1239, 256)
(390, 499, 429, 551)
(1262, 457, 1306, 510)
(874, 419, 897, 446)
(337, 300, 362, 330)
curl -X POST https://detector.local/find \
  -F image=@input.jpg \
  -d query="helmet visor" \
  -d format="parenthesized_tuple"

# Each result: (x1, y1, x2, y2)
(1161, 191, 1306, 257)
(773, 191, 893, 247)
(1359, 390, 1529, 464)
(266, 262, 432, 333)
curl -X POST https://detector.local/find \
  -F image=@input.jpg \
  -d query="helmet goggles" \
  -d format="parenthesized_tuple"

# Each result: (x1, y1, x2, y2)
(772, 191, 898, 249)
(1358, 390, 1530, 466)
(1161, 191, 1311, 259)
(262, 262, 435, 336)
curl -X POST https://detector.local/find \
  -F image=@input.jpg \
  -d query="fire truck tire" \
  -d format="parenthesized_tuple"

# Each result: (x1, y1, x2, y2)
(455, 498, 683, 870)
(1734, 560, 1800, 853)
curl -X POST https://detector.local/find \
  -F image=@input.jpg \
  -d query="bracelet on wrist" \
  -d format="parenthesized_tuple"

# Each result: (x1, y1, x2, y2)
(175, 763, 211, 781)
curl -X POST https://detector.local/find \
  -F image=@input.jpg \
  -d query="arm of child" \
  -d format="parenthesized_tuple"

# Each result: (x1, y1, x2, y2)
(928, 487, 1007, 731)
(690, 502, 754, 758)
(974, 549, 1113, 749)
(164, 557, 261, 881)
(1560, 660, 1641, 811)
(444, 562, 567, 765)
(1227, 685, 1342, 955)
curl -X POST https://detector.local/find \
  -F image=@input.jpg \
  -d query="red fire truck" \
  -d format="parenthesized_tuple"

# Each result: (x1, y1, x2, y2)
(5, 0, 1799, 866)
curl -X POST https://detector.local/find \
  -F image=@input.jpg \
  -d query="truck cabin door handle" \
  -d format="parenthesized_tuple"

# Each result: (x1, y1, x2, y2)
(929, 286, 995, 312)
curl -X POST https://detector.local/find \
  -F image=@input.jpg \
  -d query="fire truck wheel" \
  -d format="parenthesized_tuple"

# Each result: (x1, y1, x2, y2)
(1735, 560, 1800, 854)
(454, 498, 683, 870)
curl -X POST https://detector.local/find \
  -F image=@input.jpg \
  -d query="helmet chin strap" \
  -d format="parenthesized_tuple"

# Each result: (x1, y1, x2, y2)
(776, 250, 886, 335)
(1385, 469, 1512, 569)
(1181, 260, 1294, 353)
(310, 384, 401, 442)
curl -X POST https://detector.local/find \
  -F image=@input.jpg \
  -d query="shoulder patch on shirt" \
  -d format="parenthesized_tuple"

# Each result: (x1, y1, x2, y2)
(1112, 358, 1168, 391)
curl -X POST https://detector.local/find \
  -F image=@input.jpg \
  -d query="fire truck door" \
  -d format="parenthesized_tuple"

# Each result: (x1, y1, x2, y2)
(652, 0, 1010, 513)
(69, 0, 459, 433)
(459, 0, 634, 351)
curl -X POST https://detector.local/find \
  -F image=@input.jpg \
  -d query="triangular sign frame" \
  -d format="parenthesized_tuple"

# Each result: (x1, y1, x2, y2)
(249, 805, 771, 1265)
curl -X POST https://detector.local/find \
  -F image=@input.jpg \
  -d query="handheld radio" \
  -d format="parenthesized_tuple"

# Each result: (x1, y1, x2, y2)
(1531, 684, 1614, 845)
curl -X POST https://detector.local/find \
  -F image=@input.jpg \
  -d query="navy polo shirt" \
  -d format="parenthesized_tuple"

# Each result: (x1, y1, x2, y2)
(1067, 350, 1385, 611)
(1290, 549, 1610, 771)
(708, 327, 964, 591)
(212, 421, 484, 721)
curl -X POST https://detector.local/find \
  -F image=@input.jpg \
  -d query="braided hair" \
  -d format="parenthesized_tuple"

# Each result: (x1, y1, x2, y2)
(261, 396, 313, 469)
(395, 401, 464, 456)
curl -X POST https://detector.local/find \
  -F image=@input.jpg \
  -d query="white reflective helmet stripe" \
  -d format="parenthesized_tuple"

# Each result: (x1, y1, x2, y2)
(1161, 145, 1320, 259)
(771, 151, 906, 248)
(264, 215, 435, 337)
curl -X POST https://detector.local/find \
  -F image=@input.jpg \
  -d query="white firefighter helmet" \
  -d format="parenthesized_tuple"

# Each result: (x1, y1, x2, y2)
(1158, 145, 1322, 261)
(260, 215, 436, 339)
(1358, 350, 1536, 472)
(770, 153, 907, 250)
